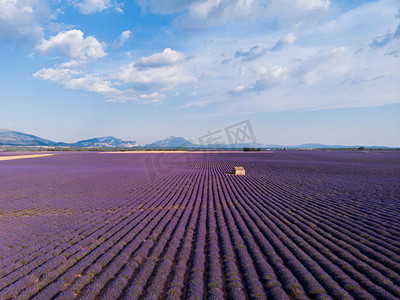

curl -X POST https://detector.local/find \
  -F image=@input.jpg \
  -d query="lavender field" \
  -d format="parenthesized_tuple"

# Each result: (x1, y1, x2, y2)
(0, 151, 399, 299)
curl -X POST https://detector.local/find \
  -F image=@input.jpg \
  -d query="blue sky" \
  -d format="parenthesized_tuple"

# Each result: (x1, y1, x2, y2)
(0, 0, 399, 146)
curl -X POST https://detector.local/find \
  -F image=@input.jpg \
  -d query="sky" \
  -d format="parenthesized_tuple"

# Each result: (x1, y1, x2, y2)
(0, 0, 399, 146)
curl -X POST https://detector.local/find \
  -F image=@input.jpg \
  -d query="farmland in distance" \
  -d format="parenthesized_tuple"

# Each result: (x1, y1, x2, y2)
(0, 151, 399, 299)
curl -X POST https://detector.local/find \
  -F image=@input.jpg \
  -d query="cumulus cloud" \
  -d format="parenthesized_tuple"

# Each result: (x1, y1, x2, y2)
(117, 63, 193, 90)
(138, 92, 166, 104)
(234, 46, 266, 61)
(134, 48, 186, 68)
(293, 47, 348, 86)
(223, 32, 296, 64)
(176, 0, 265, 29)
(271, 32, 296, 51)
(32, 67, 81, 83)
(385, 50, 400, 57)
(65, 74, 119, 94)
(136, 0, 196, 14)
(33, 67, 137, 102)
(292, 0, 330, 10)
(370, 33, 393, 49)
(267, 0, 330, 26)
(138, 0, 268, 29)
(230, 65, 289, 94)
(0, 0, 51, 42)
(228, 46, 348, 98)
(33, 48, 195, 103)
(138, 0, 331, 30)
(71, 0, 111, 14)
(394, 24, 400, 38)
(115, 48, 194, 90)
(370, 23, 400, 49)
(113, 30, 132, 49)
(29, 0, 399, 114)
(36, 29, 107, 65)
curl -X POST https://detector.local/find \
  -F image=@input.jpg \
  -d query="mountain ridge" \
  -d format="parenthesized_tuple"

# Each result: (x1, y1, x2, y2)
(0, 130, 396, 149)
(0, 130, 138, 148)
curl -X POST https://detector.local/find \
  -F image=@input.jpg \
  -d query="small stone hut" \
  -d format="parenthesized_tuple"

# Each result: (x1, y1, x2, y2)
(233, 166, 245, 175)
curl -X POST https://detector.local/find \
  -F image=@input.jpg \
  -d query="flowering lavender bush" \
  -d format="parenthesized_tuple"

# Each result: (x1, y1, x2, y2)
(0, 150, 399, 299)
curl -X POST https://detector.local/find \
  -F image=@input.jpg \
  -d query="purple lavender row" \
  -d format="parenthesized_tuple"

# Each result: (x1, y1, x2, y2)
(185, 166, 208, 300)
(220, 170, 320, 299)
(283, 188, 400, 245)
(238, 174, 398, 299)
(0, 180, 146, 276)
(216, 173, 269, 299)
(56, 172, 190, 299)
(233, 174, 357, 300)
(249, 176, 400, 295)
(205, 167, 224, 299)
(29, 171, 186, 298)
(211, 168, 248, 300)
(164, 171, 205, 299)
(165, 167, 208, 299)
(141, 170, 204, 299)
(261, 166, 400, 245)
(269, 180, 400, 259)
(120, 170, 201, 299)
(77, 170, 197, 299)
(42, 171, 188, 298)
(238, 175, 378, 298)
(218, 171, 319, 300)
(246, 174, 400, 276)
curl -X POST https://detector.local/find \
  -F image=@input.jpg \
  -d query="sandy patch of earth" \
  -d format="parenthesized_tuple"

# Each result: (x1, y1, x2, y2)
(0, 154, 55, 161)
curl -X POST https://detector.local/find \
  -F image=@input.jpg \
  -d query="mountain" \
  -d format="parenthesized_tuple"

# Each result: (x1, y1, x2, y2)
(145, 136, 192, 148)
(0, 130, 57, 146)
(0, 130, 138, 148)
(0, 130, 396, 149)
(72, 136, 138, 148)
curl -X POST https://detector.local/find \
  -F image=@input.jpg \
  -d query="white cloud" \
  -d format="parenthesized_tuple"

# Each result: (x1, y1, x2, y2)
(292, 47, 348, 87)
(71, 0, 111, 14)
(136, 0, 196, 14)
(258, 65, 290, 79)
(230, 64, 289, 94)
(271, 32, 296, 51)
(36, 29, 107, 65)
(0, 0, 51, 42)
(139, 92, 166, 104)
(370, 23, 400, 49)
(138, 0, 331, 30)
(134, 48, 186, 68)
(113, 30, 132, 49)
(138, 0, 267, 29)
(33, 67, 130, 101)
(117, 48, 195, 90)
(224, 32, 296, 65)
(234, 45, 266, 61)
(65, 74, 119, 94)
(32, 67, 81, 83)
(33, 48, 195, 104)
(118, 64, 194, 90)
(292, 0, 330, 10)
(176, 0, 266, 29)
(301, 70, 320, 87)
(30, 0, 399, 114)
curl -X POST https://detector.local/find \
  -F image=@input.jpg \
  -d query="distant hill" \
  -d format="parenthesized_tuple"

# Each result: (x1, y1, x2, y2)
(145, 136, 192, 148)
(0, 130, 396, 149)
(72, 136, 138, 148)
(0, 130, 138, 148)
(0, 130, 57, 146)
